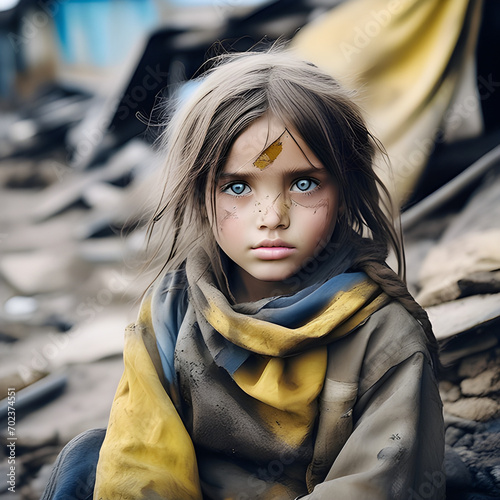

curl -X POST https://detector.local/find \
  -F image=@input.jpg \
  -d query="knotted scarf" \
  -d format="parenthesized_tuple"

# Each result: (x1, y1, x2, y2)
(94, 249, 389, 499)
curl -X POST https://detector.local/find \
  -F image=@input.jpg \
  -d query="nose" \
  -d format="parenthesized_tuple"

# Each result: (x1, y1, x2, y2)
(257, 194, 290, 230)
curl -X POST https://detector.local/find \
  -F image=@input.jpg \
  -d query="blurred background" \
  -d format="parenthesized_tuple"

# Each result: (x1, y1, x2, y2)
(0, 1, 499, 498)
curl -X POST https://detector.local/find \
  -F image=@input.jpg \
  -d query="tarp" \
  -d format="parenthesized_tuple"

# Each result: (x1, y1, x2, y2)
(292, 0, 484, 207)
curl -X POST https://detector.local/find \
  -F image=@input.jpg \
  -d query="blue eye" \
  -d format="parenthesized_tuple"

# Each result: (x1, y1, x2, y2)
(292, 178, 319, 192)
(223, 182, 250, 196)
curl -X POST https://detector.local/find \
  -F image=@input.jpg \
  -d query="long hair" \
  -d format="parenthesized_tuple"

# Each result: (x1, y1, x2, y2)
(147, 48, 438, 365)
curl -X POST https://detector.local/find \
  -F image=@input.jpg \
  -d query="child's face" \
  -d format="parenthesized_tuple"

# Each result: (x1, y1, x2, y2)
(208, 115, 339, 301)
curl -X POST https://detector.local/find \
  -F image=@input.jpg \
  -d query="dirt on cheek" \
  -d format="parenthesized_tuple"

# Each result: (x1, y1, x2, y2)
(216, 203, 240, 234)
(296, 199, 335, 238)
(291, 197, 330, 213)
(220, 207, 238, 223)
(311, 199, 332, 221)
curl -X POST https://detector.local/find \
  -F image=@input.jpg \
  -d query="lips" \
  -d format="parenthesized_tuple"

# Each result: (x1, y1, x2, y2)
(251, 239, 296, 260)
(253, 239, 294, 249)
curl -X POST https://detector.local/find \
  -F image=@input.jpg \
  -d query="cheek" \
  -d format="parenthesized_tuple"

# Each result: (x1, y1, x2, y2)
(294, 198, 337, 243)
(214, 196, 247, 235)
(216, 213, 240, 240)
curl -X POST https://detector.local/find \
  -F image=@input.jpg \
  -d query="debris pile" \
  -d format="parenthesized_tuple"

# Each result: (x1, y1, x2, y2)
(0, 85, 164, 499)
(405, 166, 500, 499)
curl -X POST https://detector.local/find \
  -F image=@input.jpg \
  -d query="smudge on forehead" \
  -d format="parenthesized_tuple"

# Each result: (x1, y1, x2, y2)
(253, 138, 283, 170)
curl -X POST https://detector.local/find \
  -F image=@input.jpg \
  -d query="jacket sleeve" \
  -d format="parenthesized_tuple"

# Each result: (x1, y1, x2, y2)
(305, 303, 445, 500)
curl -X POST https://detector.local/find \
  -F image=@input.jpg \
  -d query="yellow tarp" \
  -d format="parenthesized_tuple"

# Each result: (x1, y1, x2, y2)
(292, 0, 483, 207)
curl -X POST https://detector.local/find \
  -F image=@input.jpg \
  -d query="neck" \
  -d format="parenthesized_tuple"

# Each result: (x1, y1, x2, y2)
(230, 265, 300, 303)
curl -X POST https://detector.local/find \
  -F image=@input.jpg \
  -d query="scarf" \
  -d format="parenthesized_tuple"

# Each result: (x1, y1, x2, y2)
(94, 249, 389, 499)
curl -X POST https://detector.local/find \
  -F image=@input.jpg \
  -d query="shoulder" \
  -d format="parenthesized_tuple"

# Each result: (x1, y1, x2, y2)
(357, 300, 433, 390)
(340, 300, 430, 355)
(327, 300, 432, 389)
(365, 300, 429, 347)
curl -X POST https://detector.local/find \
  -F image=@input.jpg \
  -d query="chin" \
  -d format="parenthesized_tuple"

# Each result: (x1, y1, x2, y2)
(251, 266, 299, 283)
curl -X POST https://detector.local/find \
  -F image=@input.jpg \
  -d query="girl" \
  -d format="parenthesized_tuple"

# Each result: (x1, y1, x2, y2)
(43, 50, 445, 499)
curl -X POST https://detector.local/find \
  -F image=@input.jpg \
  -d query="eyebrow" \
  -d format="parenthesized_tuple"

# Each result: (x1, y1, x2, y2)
(219, 165, 326, 181)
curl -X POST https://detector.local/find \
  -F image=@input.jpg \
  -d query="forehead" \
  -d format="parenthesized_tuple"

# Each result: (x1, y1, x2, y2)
(224, 115, 323, 173)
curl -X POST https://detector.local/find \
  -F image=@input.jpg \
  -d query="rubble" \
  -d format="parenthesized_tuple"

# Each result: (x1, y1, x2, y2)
(445, 397, 499, 423)
(460, 368, 500, 398)
(416, 169, 500, 307)
(0, 88, 151, 498)
(404, 167, 500, 499)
